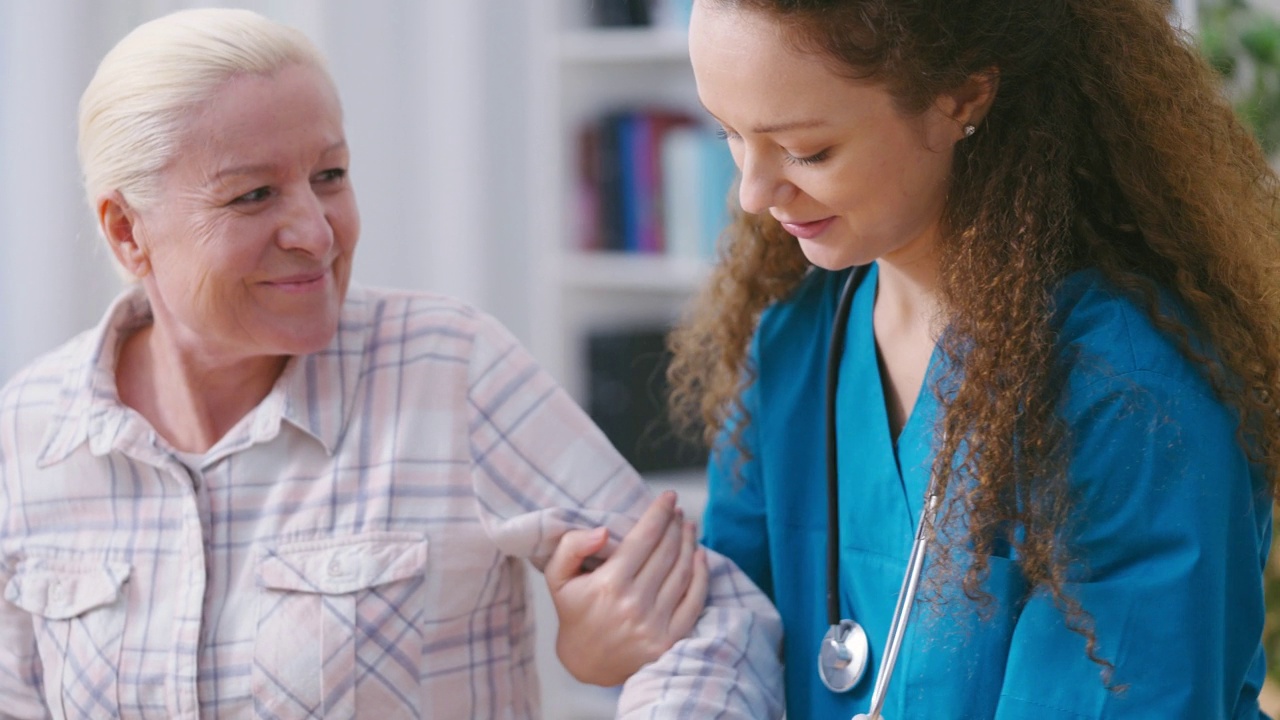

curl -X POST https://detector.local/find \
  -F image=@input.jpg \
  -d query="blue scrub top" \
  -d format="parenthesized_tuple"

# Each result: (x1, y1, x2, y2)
(702, 263, 1271, 719)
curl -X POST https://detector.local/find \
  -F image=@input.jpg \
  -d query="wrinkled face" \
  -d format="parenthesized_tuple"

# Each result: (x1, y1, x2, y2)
(129, 62, 359, 360)
(689, 2, 959, 270)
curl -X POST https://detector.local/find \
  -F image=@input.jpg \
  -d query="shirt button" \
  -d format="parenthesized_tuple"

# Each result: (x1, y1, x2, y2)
(327, 558, 343, 577)
(49, 582, 67, 603)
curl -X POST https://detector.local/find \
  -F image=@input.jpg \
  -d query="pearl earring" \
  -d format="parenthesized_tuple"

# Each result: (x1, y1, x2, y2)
(963, 124, 977, 137)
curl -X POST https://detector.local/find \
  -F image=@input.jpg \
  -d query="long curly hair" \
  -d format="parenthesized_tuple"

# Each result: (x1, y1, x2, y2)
(668, 0, 1280, 679)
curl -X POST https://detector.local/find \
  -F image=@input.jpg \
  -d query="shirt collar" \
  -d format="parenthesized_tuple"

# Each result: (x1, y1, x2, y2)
(36, 285, 371, 467)
(274, 285, 371, 456)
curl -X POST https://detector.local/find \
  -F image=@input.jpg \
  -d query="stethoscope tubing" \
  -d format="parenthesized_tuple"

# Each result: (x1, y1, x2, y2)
(825, 265, 940, 719)
(825, 265, 869, 626)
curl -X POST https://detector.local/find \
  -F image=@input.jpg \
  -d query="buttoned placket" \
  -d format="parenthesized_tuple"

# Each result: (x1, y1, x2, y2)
(172, 457, 207, 720)
(107, 444, 206, 720)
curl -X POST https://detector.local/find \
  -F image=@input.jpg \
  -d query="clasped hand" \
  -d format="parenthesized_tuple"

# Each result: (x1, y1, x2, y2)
(543, 491, 709, 686)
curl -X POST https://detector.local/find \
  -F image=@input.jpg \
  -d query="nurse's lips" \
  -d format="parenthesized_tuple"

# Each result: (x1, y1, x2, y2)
(778, 216, 836, 239)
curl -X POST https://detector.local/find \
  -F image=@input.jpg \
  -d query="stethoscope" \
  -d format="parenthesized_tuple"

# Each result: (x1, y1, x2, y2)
(817, 265, 940, 720)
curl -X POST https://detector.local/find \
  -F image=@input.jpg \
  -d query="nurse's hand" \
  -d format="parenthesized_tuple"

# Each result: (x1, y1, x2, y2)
(544, 491, 709, 686)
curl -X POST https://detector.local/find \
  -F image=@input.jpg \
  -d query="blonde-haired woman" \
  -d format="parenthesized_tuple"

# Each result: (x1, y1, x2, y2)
(0, 9, 783, 718)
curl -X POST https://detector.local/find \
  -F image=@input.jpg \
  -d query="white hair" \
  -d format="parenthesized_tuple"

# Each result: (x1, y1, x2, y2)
(78, 8, 332, 213)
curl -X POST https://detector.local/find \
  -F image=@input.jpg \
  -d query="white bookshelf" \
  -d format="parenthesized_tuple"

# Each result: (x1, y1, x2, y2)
(558, 27, 692, 63)
(560, 251, 710, 292)
(525, 2, 714, 718)
(528, 0, 709, 400)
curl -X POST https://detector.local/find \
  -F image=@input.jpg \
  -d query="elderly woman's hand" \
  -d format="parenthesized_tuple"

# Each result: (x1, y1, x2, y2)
(543, 491, 709, 686)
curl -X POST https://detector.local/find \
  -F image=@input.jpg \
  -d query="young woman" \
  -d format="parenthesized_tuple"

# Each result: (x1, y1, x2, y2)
(664, 0, 1276, 716)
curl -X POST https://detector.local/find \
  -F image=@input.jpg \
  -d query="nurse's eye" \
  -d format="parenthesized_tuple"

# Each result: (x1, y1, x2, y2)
(785, 148, 832, 167)
(231, 186, 272, 204)
(715, 127, 741, 142)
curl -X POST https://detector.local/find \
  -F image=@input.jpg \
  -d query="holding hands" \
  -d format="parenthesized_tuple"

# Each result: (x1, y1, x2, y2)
(544, 491, 709, 686)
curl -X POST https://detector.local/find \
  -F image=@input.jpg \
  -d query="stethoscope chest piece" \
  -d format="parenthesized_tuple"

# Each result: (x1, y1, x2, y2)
(817, 618, 869, 693)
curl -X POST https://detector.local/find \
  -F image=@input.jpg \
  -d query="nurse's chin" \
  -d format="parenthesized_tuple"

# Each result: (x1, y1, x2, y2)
(795, 239, 874, 273)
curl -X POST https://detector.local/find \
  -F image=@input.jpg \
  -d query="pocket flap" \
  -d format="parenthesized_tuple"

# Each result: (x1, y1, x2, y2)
(4, 557, 131, 620)
(257, 532, 428, 595)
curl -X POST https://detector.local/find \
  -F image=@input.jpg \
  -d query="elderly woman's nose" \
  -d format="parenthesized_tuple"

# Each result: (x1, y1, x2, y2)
(277, 188, 334, 255)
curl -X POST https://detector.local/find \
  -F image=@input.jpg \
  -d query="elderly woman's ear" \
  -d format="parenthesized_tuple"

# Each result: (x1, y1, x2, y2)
(99, 191, 150, 279)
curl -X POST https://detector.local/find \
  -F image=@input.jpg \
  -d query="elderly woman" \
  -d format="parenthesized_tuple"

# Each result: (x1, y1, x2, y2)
(0, 9, 781, 719)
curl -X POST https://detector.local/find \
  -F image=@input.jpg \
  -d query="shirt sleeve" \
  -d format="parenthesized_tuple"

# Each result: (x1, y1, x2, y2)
(993, 370, 1270, 719)
(464, 311, 784, 719)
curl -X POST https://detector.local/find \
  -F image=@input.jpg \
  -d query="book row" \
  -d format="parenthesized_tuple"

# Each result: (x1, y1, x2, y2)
(575, 109, 739, 261)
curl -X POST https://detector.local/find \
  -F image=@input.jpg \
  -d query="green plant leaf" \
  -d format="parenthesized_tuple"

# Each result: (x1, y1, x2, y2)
(1240, 22, 1280, 64)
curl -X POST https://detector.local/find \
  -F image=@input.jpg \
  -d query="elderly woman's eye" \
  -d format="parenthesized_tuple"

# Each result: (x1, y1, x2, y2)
(315, 168, 347, 183)
(232, 187, 272, 204)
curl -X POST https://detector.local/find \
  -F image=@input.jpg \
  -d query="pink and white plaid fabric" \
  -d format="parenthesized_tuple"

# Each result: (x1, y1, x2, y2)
(0, 286, 783, 719)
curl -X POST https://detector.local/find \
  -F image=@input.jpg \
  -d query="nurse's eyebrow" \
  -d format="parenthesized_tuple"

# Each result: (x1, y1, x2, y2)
(751, 118, 828, 134)
(698, 99, 827, 135)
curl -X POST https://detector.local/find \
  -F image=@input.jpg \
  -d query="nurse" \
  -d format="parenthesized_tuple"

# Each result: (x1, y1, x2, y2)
(551, 0, 1280, 718)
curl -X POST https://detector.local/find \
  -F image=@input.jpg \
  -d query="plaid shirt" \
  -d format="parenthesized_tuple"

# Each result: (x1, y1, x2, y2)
(0, 286, 783, 720)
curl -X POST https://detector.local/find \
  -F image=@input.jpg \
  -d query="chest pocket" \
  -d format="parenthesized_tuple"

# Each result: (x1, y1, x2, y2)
(252, 531, 429, 719)
(4, 556, 131, 720)
(895, 554, 1027, 719)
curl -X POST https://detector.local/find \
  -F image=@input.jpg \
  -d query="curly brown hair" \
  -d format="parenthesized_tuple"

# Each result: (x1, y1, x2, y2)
(668, 0, 1280, 680)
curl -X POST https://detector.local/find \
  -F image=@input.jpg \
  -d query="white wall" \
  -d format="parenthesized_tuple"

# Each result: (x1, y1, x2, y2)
(0, 2, 115, 380)
(1174, 0, 1199, 31)
(0, 0, 533, 381)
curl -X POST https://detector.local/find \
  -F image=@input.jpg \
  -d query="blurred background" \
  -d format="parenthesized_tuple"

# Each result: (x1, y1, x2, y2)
(2, 0, 1278, 717)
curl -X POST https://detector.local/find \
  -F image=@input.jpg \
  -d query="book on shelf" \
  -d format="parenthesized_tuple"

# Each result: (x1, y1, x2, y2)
(661, 124, 737, 261)
(586, 325, 708, 474)
(575, 109, 738, 262)
(588, 0, 694, 28)
(589, 0, 650, 27)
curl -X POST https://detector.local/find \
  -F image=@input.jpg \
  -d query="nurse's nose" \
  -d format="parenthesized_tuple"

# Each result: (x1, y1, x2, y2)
(278, 186, 334, 257)
(737, 150, 796, 215)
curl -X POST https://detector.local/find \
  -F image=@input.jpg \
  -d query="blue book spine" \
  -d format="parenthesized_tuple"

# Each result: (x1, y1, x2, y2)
(633, 114, 660, 254)
(618, 113, 642, 253)
(597, 113, 627, 251)
(660, 126, 701, 260)
(699, 130, 739, 261)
